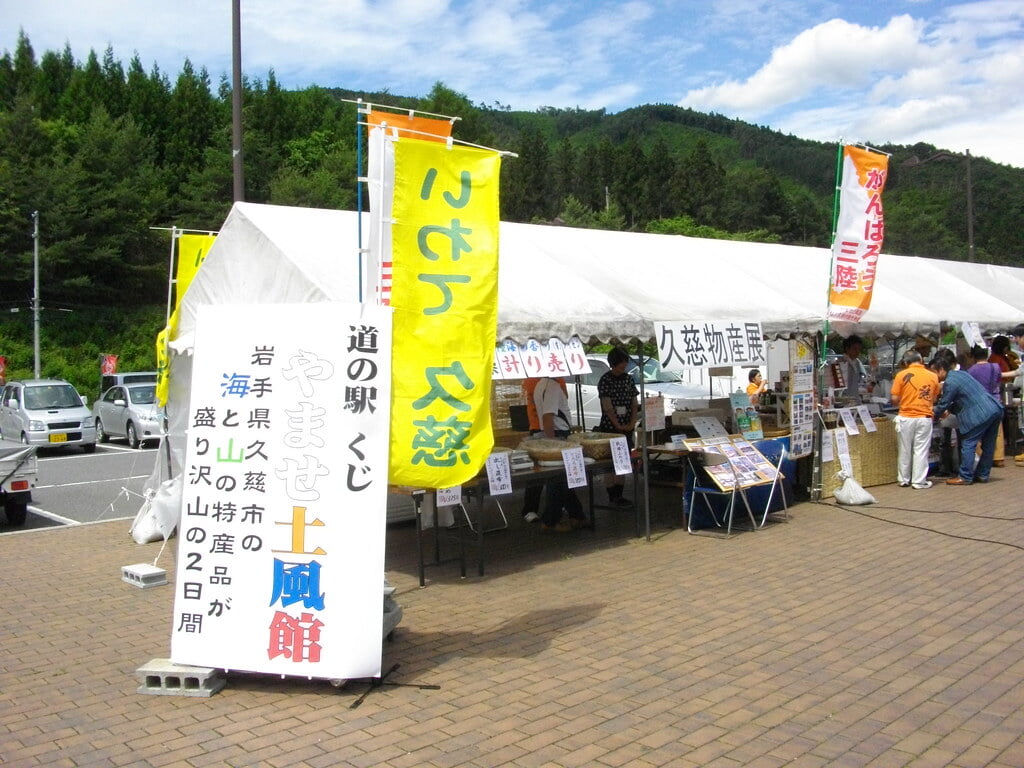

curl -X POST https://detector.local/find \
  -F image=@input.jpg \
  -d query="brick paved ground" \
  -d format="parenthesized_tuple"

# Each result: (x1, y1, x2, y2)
(2, 465, 1023, 767)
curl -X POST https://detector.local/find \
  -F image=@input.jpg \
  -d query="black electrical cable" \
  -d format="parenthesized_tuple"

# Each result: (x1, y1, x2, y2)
(812, 499, 1024, 552)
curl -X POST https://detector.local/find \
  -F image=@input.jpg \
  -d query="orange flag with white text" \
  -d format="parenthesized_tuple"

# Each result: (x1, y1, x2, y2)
(828, 146, 889, 323)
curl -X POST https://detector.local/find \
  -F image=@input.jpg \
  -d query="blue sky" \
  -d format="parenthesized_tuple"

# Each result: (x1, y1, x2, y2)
(3, 0, 1023, 167)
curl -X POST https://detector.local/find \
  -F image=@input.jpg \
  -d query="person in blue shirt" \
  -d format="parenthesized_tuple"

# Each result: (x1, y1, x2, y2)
(931, 353, 1003, 485)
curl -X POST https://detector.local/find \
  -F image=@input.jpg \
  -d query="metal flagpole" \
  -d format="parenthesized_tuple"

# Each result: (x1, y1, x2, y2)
(165, 227, 178, 324)
(812, 143, 846, 500)
(356, 99, 365, 303)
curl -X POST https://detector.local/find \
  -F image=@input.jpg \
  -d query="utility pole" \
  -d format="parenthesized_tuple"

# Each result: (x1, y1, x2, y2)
(965, 149, 974, 263)
(31, 210, 40, 378)
(231, 0, 245, 202)
(900, 149, 975, 262)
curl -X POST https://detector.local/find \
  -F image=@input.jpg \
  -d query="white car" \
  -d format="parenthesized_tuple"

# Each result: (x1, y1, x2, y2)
(572, 354, 731, 428)
(93, 383, 164, 448)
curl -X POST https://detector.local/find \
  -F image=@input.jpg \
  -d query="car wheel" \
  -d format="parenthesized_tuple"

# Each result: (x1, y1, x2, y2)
(127, 422, 140, 449)
(20, 433, 29, 445)
(96, 418, 109, 443)
(5, 500, 28, 526)
(82, 442, 97, 454)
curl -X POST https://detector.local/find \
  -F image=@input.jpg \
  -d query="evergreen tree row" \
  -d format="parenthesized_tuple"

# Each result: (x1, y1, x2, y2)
(2, 30, 1021, 319)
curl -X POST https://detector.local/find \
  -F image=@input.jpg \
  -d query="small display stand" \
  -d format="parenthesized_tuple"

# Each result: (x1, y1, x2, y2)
(683, 437, 779, 490)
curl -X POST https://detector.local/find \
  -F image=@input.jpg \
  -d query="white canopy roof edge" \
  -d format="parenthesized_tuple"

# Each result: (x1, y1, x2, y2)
(170, 203, 1024, 351)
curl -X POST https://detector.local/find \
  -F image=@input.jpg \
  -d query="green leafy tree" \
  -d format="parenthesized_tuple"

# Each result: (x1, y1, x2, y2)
(164, 59, 220, 192)
(421, 81, 495, 147)
(11, 30, 36, 99)
(670, 139, 726, 225)
(647, 215, 781, 243)
(552, 138, 577, 210)
(33, 44, 75, 119)
(558, 195, 625, 231)
(502, 125, 554, 222)
(57, 49, 106, 124)
(641, 137, 677, 222)
(609, 136, 648, 228)
(43, 107, 167, 305)
(124, 56, 172, 165)
(0, 96, 57, 305)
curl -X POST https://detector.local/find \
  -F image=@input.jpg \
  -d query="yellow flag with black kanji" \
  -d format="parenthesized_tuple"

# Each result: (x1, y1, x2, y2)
(387, 137, 501, 488)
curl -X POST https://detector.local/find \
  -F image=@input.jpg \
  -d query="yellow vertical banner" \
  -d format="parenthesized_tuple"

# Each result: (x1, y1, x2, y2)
(828, 146, 889, 323)
(155, 311, 178, 406)
(155, 233, 215, 406)
(175, 233, 216, 299)
(388, 137, 501, 488)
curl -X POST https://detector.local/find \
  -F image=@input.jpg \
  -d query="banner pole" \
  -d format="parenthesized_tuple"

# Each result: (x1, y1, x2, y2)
(165, 227, 178, 325)
(813, 144, 845, 501)
(356, 100, 365, 303)
(822, 143, 844, 363)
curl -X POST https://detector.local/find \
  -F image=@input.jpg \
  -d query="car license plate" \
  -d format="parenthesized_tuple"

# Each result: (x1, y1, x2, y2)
(49, 433, 68, 443)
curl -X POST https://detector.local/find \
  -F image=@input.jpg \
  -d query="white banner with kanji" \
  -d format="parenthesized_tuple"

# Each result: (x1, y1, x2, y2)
(654, 320, 765, 371)
(171, 302, 392, 681)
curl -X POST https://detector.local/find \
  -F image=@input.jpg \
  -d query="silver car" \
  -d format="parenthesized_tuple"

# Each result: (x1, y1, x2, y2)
(93, 383, 164, 448)
(0, 379, 97, 452)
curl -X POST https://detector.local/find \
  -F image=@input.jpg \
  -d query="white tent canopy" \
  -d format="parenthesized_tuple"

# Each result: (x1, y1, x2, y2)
(172, 202, 1024, 351)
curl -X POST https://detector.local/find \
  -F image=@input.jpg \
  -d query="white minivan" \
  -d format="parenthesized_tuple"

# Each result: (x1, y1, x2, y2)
(0, 379, 97, 453)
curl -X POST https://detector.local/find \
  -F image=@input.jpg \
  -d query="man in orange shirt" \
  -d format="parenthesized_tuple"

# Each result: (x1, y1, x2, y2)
(890, 350, 940, 489)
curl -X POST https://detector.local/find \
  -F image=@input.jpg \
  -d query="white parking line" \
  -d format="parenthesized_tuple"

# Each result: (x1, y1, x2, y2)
(38, 445, 154, 459)
(33, 474, 151, 490)
(28, 506, 79, 525)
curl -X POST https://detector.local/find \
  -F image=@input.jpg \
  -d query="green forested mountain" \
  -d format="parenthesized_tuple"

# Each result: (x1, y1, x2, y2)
(1, 32, 1022, 391)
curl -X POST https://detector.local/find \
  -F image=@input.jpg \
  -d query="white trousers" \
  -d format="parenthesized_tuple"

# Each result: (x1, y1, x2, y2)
(894, 415, 933, 487)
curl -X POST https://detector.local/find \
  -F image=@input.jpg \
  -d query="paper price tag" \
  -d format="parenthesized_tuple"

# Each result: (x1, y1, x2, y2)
(838, 408, 860, 436)
(485, 452, 513, 495)
(562, 445, 588, 488)
(834, 428, 853, 476)
(821, 428, 835, 463)
(856, 405, 877, 432)
(610, 436, 633, 475)
(436, 486, 461, 507)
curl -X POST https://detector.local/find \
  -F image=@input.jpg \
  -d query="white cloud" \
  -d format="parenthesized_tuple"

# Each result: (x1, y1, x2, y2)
(681, 15, 932, 112)
(679, 4, 1024, 167)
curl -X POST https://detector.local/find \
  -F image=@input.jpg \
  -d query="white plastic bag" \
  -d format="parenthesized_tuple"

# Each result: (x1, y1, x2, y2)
(129, 477, 180, 543)
(833, 470, 876, 505)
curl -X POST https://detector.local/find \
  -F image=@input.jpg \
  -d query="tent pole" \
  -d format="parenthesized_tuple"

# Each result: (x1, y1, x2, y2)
(635, 340, 651, 541)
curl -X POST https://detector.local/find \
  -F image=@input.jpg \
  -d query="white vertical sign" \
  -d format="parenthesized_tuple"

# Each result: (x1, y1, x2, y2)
(171, 302, 393, 681)
(486, 452, 513, 495)
(610, 436, 633, 476)
(561, 445, 588, 488)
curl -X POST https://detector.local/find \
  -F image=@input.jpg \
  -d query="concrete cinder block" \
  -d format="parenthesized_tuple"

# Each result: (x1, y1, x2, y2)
(121, 563, 167, 588)
(136, 658, 225, 697)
